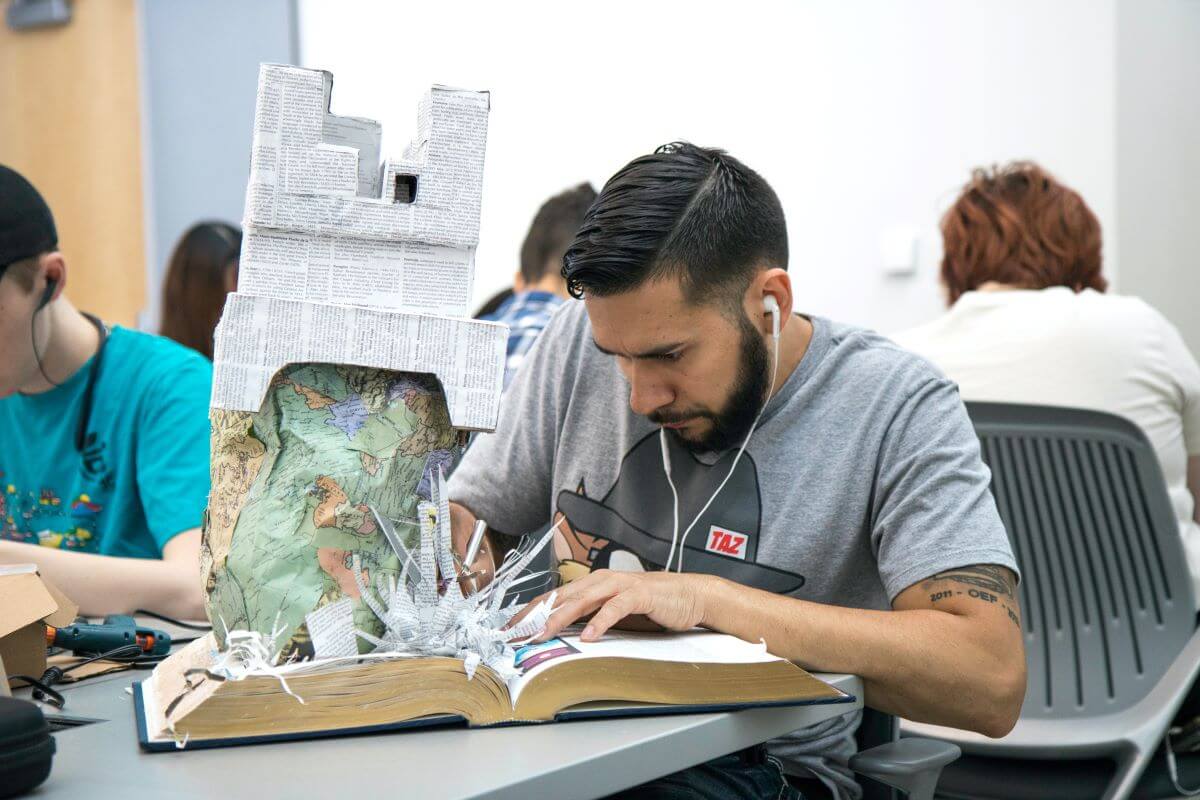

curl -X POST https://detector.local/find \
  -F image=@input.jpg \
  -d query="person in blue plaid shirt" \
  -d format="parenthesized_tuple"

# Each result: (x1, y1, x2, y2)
(479, 183, 596, 388)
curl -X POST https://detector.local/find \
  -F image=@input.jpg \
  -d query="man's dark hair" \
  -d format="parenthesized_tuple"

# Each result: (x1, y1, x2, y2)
(0, 164, 58, 285)
(519, 183, 597, 286)
(562, 142, 787, 308)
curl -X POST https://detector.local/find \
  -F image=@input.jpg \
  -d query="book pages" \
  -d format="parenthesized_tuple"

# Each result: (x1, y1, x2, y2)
(507, 630, 780, 705)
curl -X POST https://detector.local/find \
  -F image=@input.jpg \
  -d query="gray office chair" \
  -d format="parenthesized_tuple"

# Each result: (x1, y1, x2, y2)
(902, 402, 1200, 800)
(852, 708, 961, 800)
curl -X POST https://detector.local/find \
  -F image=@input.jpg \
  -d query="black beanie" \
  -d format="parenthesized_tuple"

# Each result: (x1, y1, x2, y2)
(0, 164, 58, 270)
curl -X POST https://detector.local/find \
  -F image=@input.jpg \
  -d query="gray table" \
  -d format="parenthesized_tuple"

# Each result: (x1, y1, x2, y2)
(19, 633, 862, 800)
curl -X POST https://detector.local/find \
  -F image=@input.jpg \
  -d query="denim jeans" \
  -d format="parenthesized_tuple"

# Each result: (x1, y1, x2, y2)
(603, 745, 810, 800)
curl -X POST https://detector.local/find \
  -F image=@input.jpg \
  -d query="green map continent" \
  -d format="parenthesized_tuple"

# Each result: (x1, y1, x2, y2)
(203, 364, 456, 656)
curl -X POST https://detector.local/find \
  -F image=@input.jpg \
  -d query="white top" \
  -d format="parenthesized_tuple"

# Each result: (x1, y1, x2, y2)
(893, 287, 1200, 603)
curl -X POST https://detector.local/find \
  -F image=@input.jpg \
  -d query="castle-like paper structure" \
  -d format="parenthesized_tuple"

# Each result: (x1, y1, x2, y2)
(212, 63, 505, 431)
(200, 65, 508, 655)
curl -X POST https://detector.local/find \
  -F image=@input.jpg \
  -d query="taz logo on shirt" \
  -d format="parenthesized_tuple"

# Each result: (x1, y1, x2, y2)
(551, 430, 806, 593)
(705, 526, 749, 559)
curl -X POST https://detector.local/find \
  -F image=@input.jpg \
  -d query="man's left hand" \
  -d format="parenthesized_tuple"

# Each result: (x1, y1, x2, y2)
(525, 569, 716, 643)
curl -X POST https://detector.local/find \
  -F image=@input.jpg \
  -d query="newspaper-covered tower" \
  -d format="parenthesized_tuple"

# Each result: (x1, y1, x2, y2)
(201, 65, 506, 655)
(212, 63, 505, 431)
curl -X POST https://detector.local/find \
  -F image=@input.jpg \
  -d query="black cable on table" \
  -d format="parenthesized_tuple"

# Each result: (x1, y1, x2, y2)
(21, 615, 206, 709)
(8, 675, 65, 709)
(31, 640, 180, 709)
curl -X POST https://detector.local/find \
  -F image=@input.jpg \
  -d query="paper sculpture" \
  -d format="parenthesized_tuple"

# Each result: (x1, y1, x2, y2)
(200, 65, 508, 657)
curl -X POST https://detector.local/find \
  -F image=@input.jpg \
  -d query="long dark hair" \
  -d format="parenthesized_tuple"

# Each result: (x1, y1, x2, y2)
(160, 221, 241, 359)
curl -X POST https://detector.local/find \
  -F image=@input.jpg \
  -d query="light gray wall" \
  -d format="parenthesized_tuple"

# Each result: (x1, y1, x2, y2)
(1116, 0, 1200, 355)
(138, 0, 296, 329)
(297, 0, 1119, 331)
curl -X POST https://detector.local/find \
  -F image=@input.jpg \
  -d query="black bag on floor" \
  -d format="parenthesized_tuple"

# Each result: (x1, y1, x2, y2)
(0, 696, 54, 798)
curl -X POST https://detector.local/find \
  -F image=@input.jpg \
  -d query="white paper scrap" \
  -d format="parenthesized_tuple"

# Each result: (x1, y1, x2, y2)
(305, 598, 358, 658)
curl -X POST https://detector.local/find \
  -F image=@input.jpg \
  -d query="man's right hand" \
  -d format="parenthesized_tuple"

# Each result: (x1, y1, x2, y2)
(448, 501, 496, 595)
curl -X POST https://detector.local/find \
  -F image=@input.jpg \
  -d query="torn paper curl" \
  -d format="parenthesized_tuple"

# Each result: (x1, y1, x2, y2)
(211, 470, 559, 691)
(340, 469, 557, 683)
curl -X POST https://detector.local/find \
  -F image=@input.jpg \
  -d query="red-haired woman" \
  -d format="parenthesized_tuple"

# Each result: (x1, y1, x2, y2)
(895, 161, 1200, 604)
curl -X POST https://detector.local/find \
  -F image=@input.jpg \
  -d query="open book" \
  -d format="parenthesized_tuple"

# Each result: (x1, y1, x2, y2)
(135, 629, 852, 750)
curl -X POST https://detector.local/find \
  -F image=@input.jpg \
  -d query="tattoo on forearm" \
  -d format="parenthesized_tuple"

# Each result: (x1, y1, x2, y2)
(921, 565, 1021, 628)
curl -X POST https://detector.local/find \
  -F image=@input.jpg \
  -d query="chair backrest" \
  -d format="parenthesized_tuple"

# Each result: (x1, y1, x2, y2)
(964, 402, 1196, 720)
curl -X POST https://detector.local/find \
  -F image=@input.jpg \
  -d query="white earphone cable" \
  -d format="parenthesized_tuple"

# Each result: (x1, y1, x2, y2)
(662, 304, 781, 572)
(660, 429, 682, 571)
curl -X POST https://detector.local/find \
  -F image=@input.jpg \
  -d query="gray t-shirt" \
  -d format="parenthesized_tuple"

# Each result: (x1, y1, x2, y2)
(449, 301, 1016, 799)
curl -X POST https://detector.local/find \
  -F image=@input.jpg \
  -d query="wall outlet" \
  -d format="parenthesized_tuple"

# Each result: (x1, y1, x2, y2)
(880, 225, 918, 276)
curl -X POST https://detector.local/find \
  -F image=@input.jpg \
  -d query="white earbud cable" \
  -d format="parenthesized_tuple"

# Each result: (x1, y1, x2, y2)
(662, 311, 781, 572)
(660, 429, 682, 570)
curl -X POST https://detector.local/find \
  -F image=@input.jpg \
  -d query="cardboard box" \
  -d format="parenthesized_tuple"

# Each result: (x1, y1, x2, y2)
(0, 564, 78, 688)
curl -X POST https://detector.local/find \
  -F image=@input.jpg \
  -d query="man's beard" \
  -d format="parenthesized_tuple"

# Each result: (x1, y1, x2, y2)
(651, 314, 771, 454)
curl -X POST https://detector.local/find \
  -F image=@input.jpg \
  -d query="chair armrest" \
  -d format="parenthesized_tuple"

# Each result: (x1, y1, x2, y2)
(849, 738, 961, 800)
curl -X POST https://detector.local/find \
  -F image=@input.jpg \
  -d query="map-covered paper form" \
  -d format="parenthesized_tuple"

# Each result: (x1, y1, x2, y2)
(202, 64, 507, 657)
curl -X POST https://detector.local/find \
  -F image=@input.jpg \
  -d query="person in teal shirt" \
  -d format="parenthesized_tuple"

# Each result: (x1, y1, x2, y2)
(0, 165, 211, 619)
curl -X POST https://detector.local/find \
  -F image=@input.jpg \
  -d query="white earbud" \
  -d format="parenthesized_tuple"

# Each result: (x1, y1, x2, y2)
(662, 293, 784, 573)
(763, 294, 780, 341)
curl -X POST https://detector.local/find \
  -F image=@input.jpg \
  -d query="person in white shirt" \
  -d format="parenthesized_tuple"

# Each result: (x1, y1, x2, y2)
(894, 161, 1200, 605)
